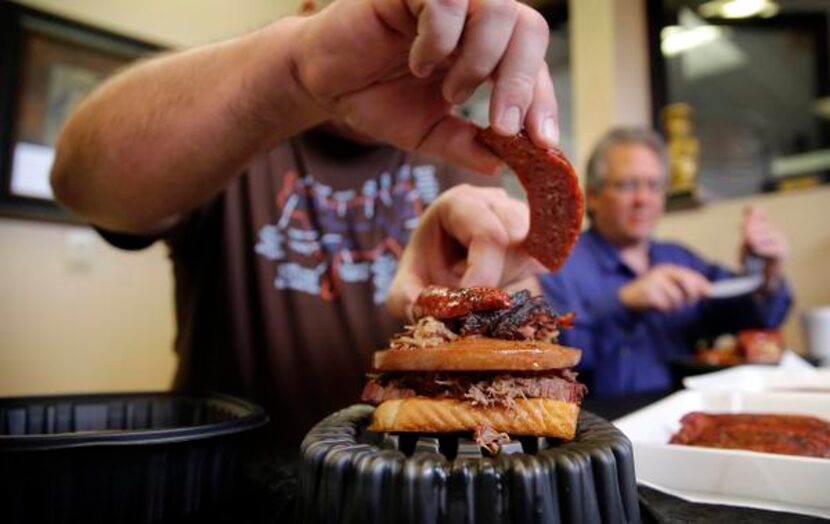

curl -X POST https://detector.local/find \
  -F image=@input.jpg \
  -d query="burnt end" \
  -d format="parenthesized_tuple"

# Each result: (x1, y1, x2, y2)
(492, 295, 559, 338)
(456, 291, 564, 342)
(511, 289, 532, 306)
(455, 309, 501, 336)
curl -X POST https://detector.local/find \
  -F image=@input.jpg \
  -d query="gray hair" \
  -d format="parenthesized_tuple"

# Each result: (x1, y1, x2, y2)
(585, 127, 669, 195)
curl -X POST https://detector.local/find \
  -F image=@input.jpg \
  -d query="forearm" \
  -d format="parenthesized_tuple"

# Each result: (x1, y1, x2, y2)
(51, 16, 326, 233)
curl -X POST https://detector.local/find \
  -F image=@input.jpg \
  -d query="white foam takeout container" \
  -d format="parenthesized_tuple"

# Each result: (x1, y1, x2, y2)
(613, 390, 830, 518)
(683, 365, 830, 393)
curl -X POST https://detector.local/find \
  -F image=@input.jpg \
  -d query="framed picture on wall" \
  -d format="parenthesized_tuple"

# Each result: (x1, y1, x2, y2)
(0, 3, 162, 223)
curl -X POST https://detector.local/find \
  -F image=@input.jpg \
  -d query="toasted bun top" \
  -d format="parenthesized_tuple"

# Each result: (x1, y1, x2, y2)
(372, 337, 581, 372)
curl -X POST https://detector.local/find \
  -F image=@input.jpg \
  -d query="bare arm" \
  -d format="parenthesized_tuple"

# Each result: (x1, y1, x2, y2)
(51, 17, 323, 233)
(52, 0, 558, 235)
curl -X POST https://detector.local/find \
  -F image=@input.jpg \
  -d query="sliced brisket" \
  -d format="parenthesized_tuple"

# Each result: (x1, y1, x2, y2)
(361, 370, 586, 407)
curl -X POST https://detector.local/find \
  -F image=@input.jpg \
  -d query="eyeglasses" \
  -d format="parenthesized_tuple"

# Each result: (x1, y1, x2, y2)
(604, 178, 666, 195)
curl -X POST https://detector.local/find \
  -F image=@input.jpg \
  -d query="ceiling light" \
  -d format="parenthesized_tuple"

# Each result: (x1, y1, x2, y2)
(699, 0, 780, 19)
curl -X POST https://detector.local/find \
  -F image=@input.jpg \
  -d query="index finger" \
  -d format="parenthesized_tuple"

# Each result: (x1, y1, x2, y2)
(490, 6, 549, 136)
(439, 194, 511, 287)
(406, 0, 469, 77)
(664, 265, 711, 300)
(416, 116, 505, 175)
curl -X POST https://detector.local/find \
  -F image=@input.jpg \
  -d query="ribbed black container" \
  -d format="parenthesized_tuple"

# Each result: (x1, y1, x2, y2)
(0, 392, 268, 524)
(298, 405, 640, 523)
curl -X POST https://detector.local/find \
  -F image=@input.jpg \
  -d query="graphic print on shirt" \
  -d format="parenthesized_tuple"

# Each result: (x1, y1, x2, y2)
(254, 164, 439, 304)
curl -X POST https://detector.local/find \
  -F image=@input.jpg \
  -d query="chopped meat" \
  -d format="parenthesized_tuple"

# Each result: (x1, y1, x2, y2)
(360, 370, 586, 407)
(464, 375, 586, 408)
(360, 378, 417, 405)
(474, 423, 511, 455)
(390, 316, 458, 350)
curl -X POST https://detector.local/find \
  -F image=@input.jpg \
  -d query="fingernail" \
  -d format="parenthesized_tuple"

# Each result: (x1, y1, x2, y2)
(542, 117, 558, 145)
(498, 106, 521, 135)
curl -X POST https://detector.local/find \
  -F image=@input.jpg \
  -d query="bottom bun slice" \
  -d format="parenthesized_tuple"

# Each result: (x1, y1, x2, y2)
(368, 398, 579, 439)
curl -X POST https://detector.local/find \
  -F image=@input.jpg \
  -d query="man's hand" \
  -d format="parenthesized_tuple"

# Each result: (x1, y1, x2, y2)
(741, 206, 788, 290)
(618, 264, 711, 313)
(387, 185, 545, 319)
(291, 0, 557, 175)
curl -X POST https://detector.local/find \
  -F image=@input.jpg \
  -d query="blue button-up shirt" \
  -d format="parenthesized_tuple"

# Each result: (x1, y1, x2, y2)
(539, 228, 792, 396)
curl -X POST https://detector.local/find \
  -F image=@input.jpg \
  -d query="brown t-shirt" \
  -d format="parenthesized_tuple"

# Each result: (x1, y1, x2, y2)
(103, 128, 489, 446)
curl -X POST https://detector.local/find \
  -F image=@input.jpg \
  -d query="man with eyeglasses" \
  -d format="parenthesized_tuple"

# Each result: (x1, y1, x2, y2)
(537, 127, 792, 397)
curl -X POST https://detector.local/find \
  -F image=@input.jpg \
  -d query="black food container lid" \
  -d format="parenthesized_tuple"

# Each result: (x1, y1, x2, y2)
(0, 391, 268, 524)
(298, 405, 640, 523)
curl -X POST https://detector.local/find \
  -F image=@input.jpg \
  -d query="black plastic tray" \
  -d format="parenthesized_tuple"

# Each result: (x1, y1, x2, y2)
(298, 405, 640, 523)
(0, 391, 268, 524)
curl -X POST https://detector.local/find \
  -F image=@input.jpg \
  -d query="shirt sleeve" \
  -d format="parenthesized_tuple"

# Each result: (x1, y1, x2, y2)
(94, 227, 162, 251)
(94, 198, 217, 257)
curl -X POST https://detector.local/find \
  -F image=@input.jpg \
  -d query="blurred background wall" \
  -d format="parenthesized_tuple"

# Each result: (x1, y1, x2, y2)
(1, 0, 827, 397)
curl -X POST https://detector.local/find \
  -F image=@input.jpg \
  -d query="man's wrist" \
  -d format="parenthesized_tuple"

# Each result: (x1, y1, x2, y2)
(281, 16, 330, 124)
(238, 17, 330, 141)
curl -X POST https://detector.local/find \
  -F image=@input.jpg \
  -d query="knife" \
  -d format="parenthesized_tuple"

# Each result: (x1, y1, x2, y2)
(709, 274, 764, 299)
(708, 253, 765, 299)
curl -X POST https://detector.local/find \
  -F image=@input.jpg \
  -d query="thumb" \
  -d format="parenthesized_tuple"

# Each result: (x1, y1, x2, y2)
(417, 117, 504, 176)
